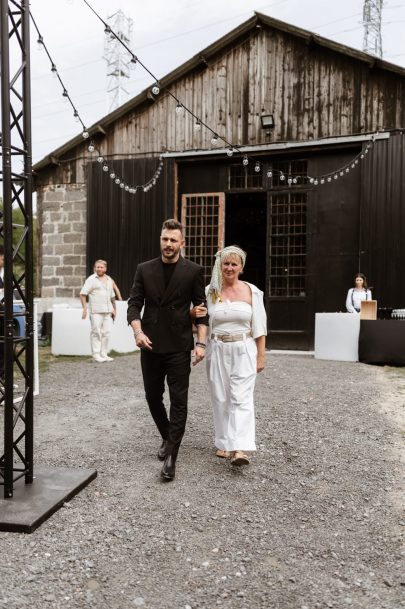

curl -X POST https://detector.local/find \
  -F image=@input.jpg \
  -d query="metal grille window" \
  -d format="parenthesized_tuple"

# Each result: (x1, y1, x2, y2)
(271, 160, 308, 188)
(269, 193, 307, 297)
(229, 164, 262, 189)
(181, 193, 225, 284)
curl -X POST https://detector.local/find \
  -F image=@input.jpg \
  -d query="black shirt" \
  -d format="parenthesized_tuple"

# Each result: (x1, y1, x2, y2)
(161, 259, 178, 289)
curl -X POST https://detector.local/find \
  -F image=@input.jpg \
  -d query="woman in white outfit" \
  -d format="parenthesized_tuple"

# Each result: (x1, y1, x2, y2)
(346, 273, 372, 314)
(203, 246, 267, 466)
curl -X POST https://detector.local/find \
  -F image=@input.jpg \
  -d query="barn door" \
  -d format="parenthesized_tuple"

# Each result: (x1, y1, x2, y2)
(181, 193, 225, 284)
(267, 190, 312, 349)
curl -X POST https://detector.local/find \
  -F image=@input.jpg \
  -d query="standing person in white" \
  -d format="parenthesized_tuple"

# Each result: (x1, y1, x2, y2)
(203, 246, 267, 466)
(80, 260, 118, 363)
(346, 273, 372, 313)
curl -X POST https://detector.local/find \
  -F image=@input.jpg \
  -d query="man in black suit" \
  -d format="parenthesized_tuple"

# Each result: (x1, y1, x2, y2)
(127, 218, 208, 481)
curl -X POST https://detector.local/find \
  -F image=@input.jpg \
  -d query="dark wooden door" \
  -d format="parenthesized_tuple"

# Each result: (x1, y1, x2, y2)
(266, 189, 313, 349)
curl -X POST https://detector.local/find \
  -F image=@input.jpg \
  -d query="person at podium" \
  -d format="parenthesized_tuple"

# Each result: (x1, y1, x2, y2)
(346, 273, 372, 314)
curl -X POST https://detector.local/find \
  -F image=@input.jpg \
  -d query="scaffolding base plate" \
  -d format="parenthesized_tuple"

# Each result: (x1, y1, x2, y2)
(0, 465, 97, 533)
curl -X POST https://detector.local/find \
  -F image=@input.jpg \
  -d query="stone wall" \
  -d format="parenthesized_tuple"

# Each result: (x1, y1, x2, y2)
(37, 184, 87, 299)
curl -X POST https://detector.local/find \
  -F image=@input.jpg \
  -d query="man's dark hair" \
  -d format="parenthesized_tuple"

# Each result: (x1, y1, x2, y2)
(161, 218, 183, 234)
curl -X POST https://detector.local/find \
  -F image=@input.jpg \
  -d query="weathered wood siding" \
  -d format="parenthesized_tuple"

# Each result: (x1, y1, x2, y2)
(35, 25, 405, 189)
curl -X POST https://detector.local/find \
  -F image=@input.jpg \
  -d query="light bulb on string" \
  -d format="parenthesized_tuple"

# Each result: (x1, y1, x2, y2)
(345, 167, 350, 173)
(314, 179, 319, 185)
(125, 185, 130, 191)
(242, 156, 249, 166)
(360, 153, 365, 159)
(227, 148, 234, 157)
(287, 177, 292, 186)
(82, 131, 89, 139)
(115, 178, 120, 185)
(97, 156, 103, 163)
(73, 110, 79, 123)
(88, 142, 95, 152)
(255, 162, 261, 173)
(267, 170, 273, 178)
(37, 35, 44, 50)
(131, 56, 137, 65)
(120, 183, 125, 189)
(327, 176, 332, 182)
(211, 134, 219, 145)
(110, 172, 115, 179)
(102, 164, 109, 172)
(355, 159, 359, 165)
(194, 121, 201, 131)
(320, 178, 325, 184)
(309, 177, 314, 184)
(151, 83, 160, 95)
(334, 174, 338, 180)
(51, 63, 57, 78)
(62, 89, 69, 103)
(175, 103, 184, 114)
(340, 170, 344, 176)
(280, 173, 285, 181)
(292, 177, 298, 184)
(104, 25, 111, 35)
(351, 163, 355, 169)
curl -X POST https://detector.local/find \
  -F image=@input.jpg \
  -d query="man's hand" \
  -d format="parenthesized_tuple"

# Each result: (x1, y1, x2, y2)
(81, 307, 87, 320)
(111, 309, 116, 320)
(192, 345, 205, 366)
(136, 332, 153, 350)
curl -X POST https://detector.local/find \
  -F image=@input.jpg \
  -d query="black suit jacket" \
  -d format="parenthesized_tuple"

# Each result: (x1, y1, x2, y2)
(127, 256, 208, 353)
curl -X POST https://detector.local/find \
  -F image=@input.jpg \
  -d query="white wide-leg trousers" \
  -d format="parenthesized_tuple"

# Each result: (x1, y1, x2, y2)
(206, 337, 257, 452)
(89, 313, 111, 357)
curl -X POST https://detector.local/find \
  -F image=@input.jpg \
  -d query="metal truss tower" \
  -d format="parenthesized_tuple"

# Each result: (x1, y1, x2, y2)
(103, 9, 134, 112)
(0, 0, 34, 498)
(363, 0, 383, 57)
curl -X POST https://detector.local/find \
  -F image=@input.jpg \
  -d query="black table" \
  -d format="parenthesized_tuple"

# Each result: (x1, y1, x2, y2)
(359, 320, 405, 365)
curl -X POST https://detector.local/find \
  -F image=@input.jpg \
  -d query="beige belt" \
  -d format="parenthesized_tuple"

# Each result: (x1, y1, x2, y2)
(211, 331, 252, 342)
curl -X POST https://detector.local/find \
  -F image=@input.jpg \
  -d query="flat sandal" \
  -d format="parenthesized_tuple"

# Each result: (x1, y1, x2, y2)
(216, 449, 231, 458)
(230, 451, 250, 466)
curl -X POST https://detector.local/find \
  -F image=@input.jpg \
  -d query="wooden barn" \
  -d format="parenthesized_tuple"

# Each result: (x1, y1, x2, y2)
(34, 12, 405, 349)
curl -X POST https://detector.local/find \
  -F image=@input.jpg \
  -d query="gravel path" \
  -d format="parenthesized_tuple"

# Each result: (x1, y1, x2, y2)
(0, 352, 404, 609)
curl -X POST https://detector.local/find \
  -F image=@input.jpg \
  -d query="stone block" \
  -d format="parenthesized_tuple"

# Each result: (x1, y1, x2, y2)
(57, 223, 72, 233)
(42, 287, 56, 298)
(49, 212, 63, 222)
(42, 277, 61, 287)
(67, 212, 81, 222)
(42, 266, 56, 277)
(73, 222, 86, 232)
(63, 255, 81, 266)
(42, 256, 61, 266)
(65, 190, 86, 202)
(55, 287, 75, 297)
(56, 266, 74, 276)
(43, 191, 66, 203)
(47, 234, 63, 245)
(42, 223, 56, 234)
(73, 244, 86, 255)
(63, 276, 82, 288)
(64, 233, 85, 244)
(54, 244, 74, 255)
(42, 245, 55, 256)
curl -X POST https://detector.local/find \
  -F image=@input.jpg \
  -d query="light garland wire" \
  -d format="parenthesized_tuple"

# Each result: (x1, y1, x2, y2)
(81, 0, 379, 187)
(30, 12, 164, 196)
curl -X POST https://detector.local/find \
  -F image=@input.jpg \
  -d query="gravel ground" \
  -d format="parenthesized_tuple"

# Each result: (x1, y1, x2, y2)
(0, 351, 404, 609)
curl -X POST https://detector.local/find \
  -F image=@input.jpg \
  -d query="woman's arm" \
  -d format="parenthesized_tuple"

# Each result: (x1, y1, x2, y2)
(255, 335, 266, 373)
(346, 289, 356, 313)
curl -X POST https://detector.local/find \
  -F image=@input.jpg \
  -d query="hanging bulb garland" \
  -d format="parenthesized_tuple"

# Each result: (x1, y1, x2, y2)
(29, 10, 165, 197)
(33, 2, 381, 196)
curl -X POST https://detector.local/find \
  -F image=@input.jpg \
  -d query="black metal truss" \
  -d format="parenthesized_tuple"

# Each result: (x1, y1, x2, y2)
(0, 0, 34, 498)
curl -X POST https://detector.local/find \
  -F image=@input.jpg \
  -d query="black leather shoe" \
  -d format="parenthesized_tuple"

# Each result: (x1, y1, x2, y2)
(158, 440, 168, 461)
(161, 454, 176, 481)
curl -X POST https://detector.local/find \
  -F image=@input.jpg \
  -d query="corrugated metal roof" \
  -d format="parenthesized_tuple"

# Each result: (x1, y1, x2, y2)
(33, 11, 405, 172)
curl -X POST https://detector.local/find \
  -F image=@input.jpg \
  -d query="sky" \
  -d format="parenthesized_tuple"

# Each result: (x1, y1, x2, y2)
(23, 0, 405, 163)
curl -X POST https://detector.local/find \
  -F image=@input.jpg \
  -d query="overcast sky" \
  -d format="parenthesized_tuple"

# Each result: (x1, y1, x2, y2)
(27, 0, 405, 163)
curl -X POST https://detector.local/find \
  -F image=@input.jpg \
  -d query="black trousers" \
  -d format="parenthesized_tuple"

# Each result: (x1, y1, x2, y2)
(140, 350, 191, 449)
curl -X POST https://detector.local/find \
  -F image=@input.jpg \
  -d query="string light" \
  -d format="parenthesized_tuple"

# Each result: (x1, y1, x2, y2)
(211, 134, 219, 145)
(97, 155, 103, 163)
(242, 156, 249, 166)
(88, 142, 95, 152)
(267, 170, 272, 178)
(175, 103, 184, 114)
(194, 121, 201, 131)
(226, 148, 234, 157)
(151, 83, 160, 95)
(255, 162, 261, 173)
(51, 63, 57, 77)
(37, 35, 43, 50)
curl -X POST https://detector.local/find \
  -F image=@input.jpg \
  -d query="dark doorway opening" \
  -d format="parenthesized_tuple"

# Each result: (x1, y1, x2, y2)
(225, 192, 267, 292)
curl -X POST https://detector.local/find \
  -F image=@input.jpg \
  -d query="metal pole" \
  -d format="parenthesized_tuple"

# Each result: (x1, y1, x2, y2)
(22, 0, 34, 485)
(1, 0, 15, 498)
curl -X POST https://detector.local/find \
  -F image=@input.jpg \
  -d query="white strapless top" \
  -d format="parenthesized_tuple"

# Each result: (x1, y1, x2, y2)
(211, 300, 252, 334)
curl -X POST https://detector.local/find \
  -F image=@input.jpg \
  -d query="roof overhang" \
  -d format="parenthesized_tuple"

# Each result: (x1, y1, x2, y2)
(161, 132, 390, 160)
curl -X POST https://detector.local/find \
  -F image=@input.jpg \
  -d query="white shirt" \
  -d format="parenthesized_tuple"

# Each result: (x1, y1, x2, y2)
(206, 282, 267, 338)
(80, 273, 115, 314)
(346, 288, 372, 314)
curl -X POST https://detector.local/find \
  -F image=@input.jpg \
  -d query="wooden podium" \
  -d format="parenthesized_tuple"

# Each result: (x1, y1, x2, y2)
(360, 300, 377, 320)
